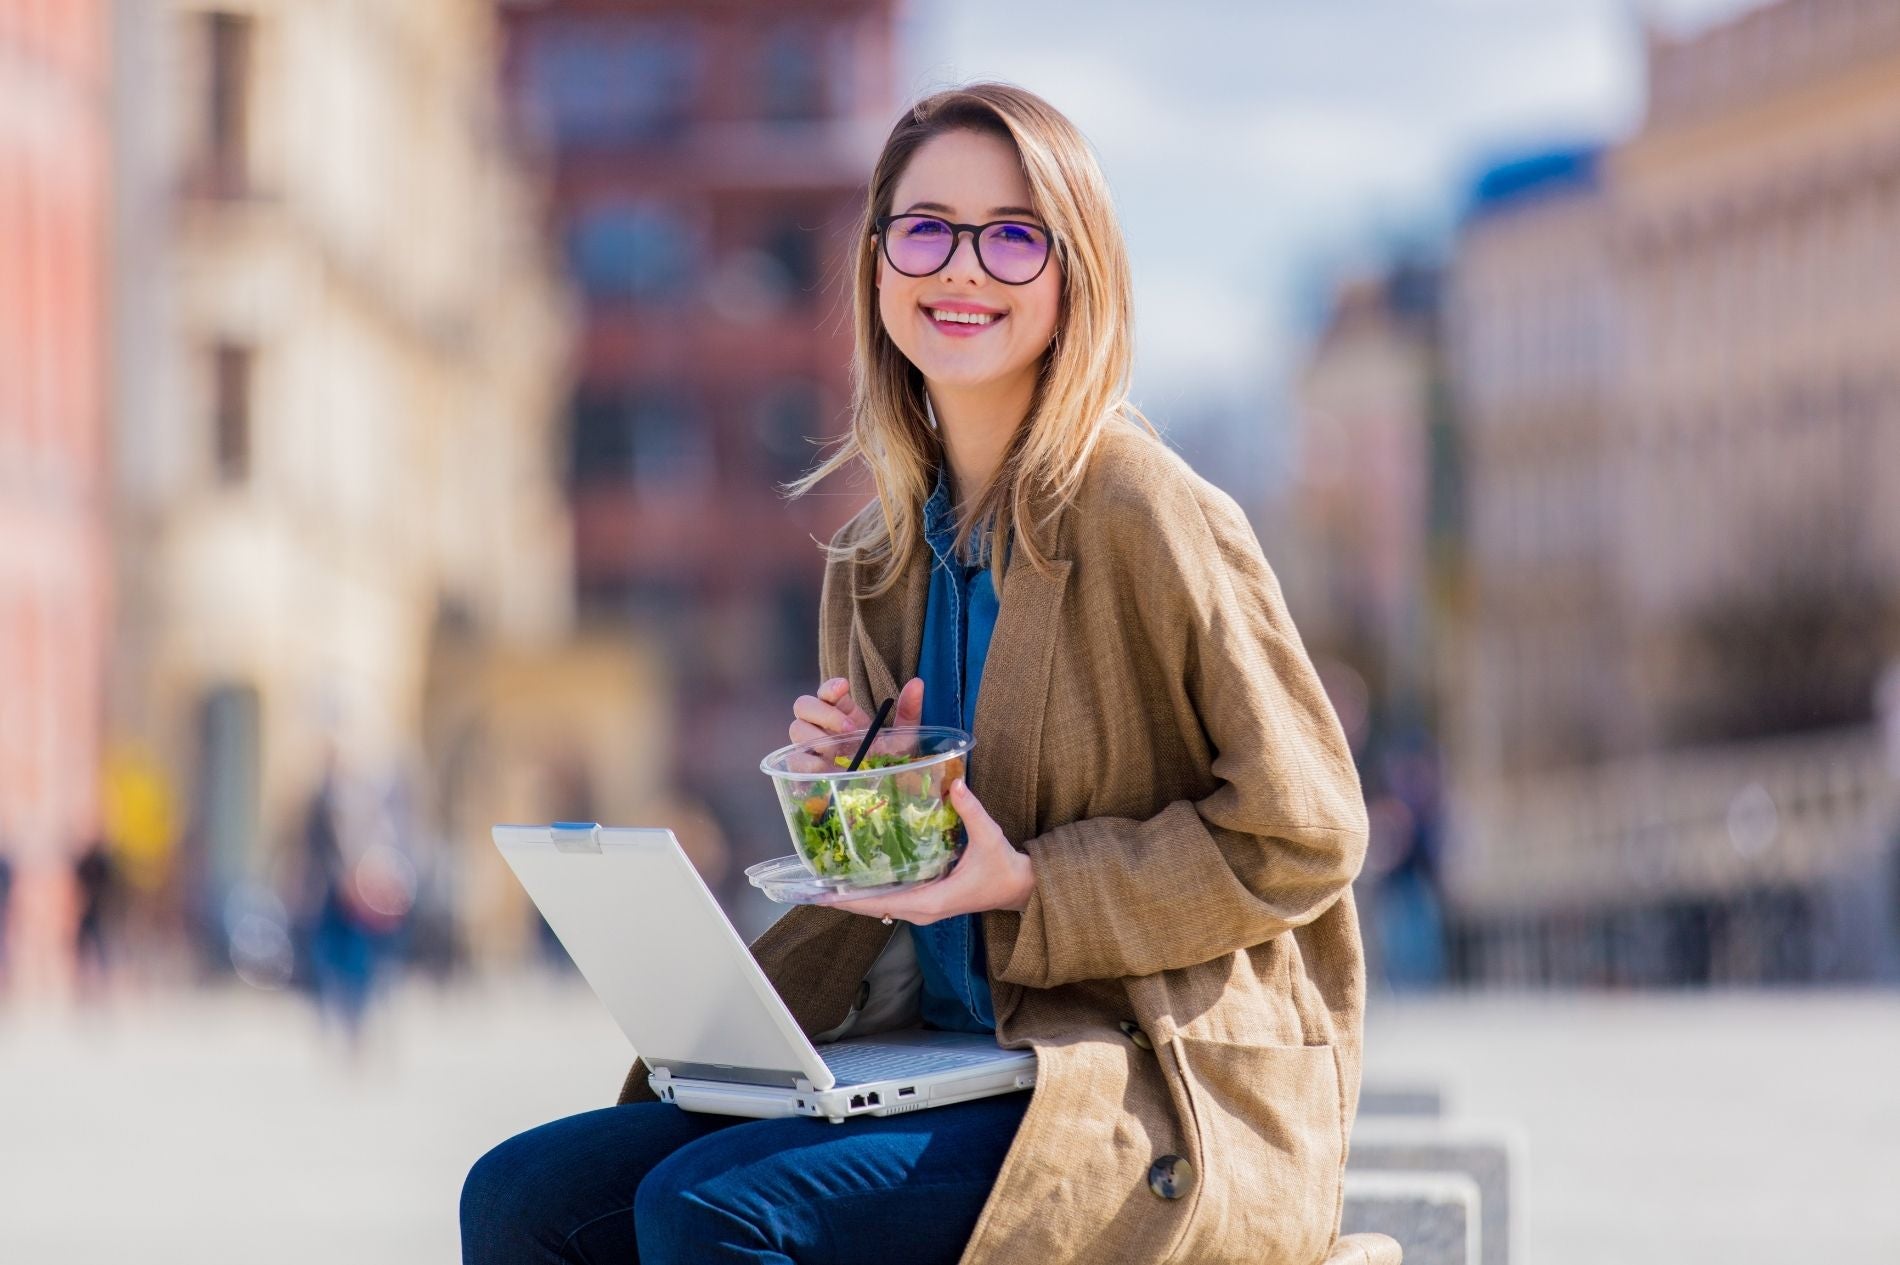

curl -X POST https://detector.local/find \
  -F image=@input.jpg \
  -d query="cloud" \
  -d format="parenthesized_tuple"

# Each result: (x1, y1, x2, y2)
(901, 0, 1762, 408)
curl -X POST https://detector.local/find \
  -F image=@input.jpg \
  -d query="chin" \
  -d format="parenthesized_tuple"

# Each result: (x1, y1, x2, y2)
(921, 360, 1010, 388)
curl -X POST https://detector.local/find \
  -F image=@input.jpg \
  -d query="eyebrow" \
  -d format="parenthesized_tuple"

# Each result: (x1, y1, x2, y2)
(901, 201, 1041, 219)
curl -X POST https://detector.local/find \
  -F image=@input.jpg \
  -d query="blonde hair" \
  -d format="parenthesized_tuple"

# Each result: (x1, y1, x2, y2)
(784, 81, 1157, 597)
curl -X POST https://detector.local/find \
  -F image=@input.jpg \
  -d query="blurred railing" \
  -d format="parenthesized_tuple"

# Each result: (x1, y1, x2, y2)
(1444, 724, 1896, 985)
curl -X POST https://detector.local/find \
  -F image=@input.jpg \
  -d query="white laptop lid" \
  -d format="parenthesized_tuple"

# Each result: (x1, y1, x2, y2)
(492, 823, 834, 1090)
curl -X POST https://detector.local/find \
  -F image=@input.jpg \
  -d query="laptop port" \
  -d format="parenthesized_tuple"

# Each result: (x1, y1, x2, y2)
(865, 1092, 881, 1106)
(849, 1094, 866, 1109)
(897, 1086, 916, 1097)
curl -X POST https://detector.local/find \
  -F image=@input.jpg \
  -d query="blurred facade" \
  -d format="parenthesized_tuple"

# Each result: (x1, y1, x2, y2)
(1290, 263, 1461, 990)
(1301, 0, 1900, 986)
(497, 0, 897, 911)
(1290, 262, 1454, 734)
(0, 0, 114, 992)
(103, 0, 643, 982)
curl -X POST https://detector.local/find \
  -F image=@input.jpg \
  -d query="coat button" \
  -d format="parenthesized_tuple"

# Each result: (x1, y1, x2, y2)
(1148, 1154, 1193, 1200)
(1118, 1020, 1154, 1051)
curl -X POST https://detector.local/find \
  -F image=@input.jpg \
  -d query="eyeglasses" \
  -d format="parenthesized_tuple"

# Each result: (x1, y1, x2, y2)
(871, 213, 1055, 285)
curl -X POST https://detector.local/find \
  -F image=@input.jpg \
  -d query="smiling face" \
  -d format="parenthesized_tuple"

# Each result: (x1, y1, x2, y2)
(874, 128, 1063, 395)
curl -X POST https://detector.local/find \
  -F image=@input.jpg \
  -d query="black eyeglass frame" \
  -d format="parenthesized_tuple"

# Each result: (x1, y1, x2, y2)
(870, 213, 1057, 285)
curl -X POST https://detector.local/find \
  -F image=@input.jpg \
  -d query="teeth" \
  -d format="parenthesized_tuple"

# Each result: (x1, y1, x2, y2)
(930, 309, 998, 325)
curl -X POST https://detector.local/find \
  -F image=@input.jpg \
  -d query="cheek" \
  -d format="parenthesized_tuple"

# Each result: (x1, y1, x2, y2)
(876, 276, 914, 346)
(1017, 275, 1062, 347)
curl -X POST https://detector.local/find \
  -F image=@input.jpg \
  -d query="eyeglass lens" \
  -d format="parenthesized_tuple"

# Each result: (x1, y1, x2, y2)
(882, 216, 1050, 284)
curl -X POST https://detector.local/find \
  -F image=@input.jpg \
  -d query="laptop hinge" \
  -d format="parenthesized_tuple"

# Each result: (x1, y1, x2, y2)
(551, 821, 602, 853)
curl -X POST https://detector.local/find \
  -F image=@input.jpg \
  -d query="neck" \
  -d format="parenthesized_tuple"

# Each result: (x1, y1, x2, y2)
(926, 366, 1037, 511)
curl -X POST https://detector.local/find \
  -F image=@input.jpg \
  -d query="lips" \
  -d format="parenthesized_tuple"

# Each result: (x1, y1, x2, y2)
(922, 303, 1006, 336)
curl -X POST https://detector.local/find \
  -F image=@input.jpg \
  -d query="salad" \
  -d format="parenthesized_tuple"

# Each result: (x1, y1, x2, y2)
(790, 750, 966, 886)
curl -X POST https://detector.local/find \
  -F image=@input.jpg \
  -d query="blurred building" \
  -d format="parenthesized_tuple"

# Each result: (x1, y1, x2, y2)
(1442, 150, 1615, 783)
(0, 0, 114, 991)
(497, 0, 897, 894)
(1292, 262, 1464, 991)
(106, 0, 640, 974)
(1434, 0, 1900, 985)
(1291, 261, 1452, 736)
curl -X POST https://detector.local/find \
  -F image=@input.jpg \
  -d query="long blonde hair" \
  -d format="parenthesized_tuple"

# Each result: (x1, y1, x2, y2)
(785, 81, 1157, 597)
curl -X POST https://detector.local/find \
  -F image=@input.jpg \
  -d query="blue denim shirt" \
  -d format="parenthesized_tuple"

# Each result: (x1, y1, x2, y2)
(909, 460, 1006, 1034)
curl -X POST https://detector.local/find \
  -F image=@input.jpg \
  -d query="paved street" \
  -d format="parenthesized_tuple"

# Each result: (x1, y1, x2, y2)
(1363, 990, 1900, 1264)
(1, 976, 1895, 1263)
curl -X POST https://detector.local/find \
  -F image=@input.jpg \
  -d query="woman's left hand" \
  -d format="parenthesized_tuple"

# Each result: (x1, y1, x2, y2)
(819, 779, 1034, 925)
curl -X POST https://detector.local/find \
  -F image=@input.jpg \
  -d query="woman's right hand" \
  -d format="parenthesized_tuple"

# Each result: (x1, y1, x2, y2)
(789, 676, 925, 747)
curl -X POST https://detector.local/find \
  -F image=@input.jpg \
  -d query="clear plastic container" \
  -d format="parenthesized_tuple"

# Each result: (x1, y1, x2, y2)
(743, 853, 927, 905)
(756, 725, 973, 900)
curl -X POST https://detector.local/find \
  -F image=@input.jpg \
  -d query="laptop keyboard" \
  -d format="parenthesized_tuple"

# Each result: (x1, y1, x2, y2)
(819, 1041, 1017, 1085)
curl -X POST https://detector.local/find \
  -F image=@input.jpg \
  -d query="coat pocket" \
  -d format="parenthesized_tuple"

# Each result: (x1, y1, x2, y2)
(1173, 1035, 1344, 1265)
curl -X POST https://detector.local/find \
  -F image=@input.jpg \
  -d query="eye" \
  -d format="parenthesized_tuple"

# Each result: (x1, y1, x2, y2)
(991, 223, 1042, 244)
(902, 218, 950, 237)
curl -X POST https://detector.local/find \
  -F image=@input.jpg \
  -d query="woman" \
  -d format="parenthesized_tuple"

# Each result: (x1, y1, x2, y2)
(462, 82, 1370, 1265)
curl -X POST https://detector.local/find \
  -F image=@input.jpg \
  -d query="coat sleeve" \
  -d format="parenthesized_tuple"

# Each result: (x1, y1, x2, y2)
(988, 470, 1370, 990)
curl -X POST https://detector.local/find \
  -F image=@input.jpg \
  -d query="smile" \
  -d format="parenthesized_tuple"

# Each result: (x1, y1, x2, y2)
(924, 307, 1006, 335)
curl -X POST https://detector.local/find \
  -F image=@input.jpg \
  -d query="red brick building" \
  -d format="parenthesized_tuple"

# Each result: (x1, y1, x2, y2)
(0, 0, 112, 981)
(498, 0, 897, 881)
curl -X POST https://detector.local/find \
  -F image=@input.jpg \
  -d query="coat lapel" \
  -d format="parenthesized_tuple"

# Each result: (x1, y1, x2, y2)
(849, 543, 928, 707)
(969, 553, 1071, 849)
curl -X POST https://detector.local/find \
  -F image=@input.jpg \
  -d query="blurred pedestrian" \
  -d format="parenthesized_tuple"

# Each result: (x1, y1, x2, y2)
(73, 835, 122, 1001)
(0, 844, 13, 994)
(292, 751, 405, 1060)
(1371, 742, 1447, 989)
(1877, 660, 1900, 978)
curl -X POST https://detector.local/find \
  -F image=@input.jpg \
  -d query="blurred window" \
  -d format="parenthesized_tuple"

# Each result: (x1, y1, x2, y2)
(760, 26, 825, 121)
(628, 390, 711, 490)
(569, 385, 712, 490)
(772, 579, 821, 683)
(754, 380, 823, 485)
(194, 11, 253, 197)
(570, 386, 630, 484)
(762, 215, 821, 302)
(522, 21, 700, 146)
(567, 200, 697, 303)
(211, 343, 252, 484)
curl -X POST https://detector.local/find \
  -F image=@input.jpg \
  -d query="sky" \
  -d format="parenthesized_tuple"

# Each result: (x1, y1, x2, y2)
(899, 0, 1772, 492)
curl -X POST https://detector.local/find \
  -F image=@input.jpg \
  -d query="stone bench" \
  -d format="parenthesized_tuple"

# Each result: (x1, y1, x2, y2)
(1342, 1171, 1480, 1265)
(1347, 1120, 1522, 1265)
(1357, 1083, 1445, 1118)
(1323, 1230, 1405, 1264)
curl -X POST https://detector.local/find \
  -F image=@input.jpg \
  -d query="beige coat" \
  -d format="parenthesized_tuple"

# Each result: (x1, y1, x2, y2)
(616, 420, 1371, 1265)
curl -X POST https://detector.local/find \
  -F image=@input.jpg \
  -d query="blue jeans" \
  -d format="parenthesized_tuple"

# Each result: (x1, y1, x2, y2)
(460, 1092, 1030, 1264)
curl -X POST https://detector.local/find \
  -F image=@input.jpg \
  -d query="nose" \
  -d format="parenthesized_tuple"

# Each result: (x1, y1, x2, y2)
(938, 227, 986, 283)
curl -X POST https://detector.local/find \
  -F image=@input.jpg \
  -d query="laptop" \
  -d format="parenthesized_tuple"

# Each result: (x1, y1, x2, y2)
(492, 823, 1036, 1123)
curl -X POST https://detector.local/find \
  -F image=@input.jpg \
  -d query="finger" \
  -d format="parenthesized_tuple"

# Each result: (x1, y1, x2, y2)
(895, 677, 925, 728)
(792, 693, 858, 734)
(950, 777, 986, 823)
(950, 780, 999, 846)
(824, 678, 873, 719)
(819, 870, 954, 922)
(819, 893, 890, 918)
(788, 719, 835, 748)
(816, 678, 873, 724)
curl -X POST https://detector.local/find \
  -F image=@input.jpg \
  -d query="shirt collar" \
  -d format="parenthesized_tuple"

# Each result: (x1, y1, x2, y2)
(923, 461, 963, 568)
(924, 459, 1008, 570)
